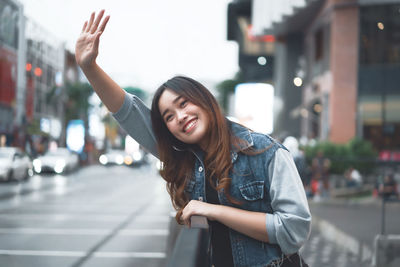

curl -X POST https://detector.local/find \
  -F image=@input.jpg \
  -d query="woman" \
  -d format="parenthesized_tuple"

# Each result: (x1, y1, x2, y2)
(76, 10, 311, 267)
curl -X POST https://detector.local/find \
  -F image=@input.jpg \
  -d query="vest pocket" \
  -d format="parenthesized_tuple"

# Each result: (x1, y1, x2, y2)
(238, 181, 264, 201)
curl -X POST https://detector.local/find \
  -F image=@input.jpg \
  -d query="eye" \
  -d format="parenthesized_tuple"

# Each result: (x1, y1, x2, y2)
(165, 114, 173, 122)
(180, 100, 188, 108)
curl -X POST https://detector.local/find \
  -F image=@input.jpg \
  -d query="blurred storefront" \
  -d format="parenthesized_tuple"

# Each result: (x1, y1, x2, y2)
(230, 0, 400, 151)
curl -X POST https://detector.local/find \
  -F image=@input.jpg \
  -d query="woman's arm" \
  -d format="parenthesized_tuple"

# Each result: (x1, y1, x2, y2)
(180, 148, 311, 254)
(265, 148, 311, 254)
(181, 200, 270, 242)
(75, 11, 159, 157)
(75, 10, 125, 113)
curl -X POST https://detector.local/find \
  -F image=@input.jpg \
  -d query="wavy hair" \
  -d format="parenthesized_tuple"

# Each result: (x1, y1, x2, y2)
(151, 76, 240, 224)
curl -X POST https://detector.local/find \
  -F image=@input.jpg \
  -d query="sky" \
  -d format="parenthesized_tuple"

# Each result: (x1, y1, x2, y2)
(19, 0, 239, 92)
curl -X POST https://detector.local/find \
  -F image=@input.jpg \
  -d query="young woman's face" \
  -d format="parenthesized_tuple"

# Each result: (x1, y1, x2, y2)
(158, 89, 210, 149)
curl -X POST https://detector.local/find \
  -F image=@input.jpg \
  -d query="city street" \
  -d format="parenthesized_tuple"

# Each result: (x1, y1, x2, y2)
(0, 164, 174, 267)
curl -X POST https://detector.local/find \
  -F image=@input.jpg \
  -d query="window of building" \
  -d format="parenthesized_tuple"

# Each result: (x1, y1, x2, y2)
(360, 4, 400, 64)
(315, 29, 323, 61)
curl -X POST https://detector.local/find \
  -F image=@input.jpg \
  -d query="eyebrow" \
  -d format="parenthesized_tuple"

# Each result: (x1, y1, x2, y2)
(161, 95, 183, 119)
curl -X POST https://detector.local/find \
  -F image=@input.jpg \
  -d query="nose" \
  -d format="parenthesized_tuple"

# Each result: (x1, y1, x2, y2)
(176, 110, 187, 124)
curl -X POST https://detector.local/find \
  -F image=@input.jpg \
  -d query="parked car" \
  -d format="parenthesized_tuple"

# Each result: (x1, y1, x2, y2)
(0, 147, 33, 182)
(33, 148, 79, 174)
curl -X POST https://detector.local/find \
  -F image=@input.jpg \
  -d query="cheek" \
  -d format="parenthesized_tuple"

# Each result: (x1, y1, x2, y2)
(166, 122, 179, 136)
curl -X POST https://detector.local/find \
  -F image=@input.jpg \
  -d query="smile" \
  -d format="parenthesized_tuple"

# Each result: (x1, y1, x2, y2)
(183, 118, 197, 133)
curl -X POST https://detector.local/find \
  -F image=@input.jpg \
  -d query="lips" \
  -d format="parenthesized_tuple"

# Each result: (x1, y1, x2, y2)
(183, 118, 197, 133)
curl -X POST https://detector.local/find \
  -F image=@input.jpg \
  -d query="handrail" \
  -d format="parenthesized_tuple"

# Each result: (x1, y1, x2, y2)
(167, 227, 209, 267)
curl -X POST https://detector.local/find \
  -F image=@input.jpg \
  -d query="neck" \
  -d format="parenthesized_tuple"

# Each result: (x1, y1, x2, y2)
(198, 139, 209, 151)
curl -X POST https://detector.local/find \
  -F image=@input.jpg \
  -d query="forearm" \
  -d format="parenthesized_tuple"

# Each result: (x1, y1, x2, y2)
(210, 204, 269, 243)
(81, 63, 125, 113)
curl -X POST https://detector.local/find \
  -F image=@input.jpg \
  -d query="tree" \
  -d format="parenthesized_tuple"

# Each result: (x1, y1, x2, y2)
(123, 86, 147, 102)
(65, 82, 93, 122)
(216, 71, 244, 112)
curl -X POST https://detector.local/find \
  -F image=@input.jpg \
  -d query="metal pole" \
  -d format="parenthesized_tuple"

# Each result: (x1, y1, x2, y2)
(381, 197, 385, 235)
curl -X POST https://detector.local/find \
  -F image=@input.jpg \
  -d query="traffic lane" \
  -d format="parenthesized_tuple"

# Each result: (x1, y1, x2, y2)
(0, 165, 173, 267)
(309, 200, 400, 247)
(82, 254, 165, 267)
(0, 174, 75, 201)
(300, 227, 364, 267)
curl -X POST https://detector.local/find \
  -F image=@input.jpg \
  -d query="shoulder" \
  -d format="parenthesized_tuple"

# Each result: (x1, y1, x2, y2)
(249, 131, 285, 152)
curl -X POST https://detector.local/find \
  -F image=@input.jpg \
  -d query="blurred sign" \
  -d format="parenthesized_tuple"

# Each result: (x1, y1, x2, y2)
(66, 120, 85, 153)
(234, 83, 274, 134)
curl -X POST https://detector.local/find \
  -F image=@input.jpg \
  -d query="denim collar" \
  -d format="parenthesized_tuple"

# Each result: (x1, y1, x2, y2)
(229, 121, 254, 152)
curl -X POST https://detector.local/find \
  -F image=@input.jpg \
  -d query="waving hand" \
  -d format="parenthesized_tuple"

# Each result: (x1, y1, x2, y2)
(75, 10, 109, 69)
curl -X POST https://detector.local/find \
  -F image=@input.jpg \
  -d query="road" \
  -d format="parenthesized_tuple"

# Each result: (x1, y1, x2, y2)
(2, 163, 397, 267)
(0, 164, 174, 267)
(300, 198, 400, 267)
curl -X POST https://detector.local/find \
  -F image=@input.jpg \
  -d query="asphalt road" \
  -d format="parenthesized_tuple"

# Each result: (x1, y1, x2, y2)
(0, 163, 174, 267)
(3, 163, 396, 267)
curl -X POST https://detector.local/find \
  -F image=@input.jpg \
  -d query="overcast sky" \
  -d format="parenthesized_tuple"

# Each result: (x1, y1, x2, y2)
(19, 0, 239, 92)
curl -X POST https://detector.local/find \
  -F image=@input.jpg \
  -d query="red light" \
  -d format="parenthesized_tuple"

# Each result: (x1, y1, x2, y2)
(26, 63, 32, 71)
(247, 25, 275, 43)
(260, 35, 275, 42)
(34, 67, 42, 77)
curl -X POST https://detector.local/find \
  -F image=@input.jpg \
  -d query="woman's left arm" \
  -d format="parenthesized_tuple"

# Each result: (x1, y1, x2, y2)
(181, 200, 270, 242)
(180, 148, 311, 254)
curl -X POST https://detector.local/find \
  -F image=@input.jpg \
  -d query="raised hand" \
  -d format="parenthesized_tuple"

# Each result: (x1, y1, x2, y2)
(75, 10, 109, 69)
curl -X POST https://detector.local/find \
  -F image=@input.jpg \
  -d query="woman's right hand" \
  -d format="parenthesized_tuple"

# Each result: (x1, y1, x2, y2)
(75, 10, 109, 70)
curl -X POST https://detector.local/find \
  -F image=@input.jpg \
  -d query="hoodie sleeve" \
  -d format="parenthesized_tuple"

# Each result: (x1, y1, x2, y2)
(112, 91, 159, 158)
(265, 148, 311, 255)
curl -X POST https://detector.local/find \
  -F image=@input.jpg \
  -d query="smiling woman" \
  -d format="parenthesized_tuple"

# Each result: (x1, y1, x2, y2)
(75, 10, 311, 267)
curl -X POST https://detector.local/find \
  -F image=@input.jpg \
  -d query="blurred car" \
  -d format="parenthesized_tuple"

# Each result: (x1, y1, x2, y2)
(0, 147, 33, 182)
(33, 148, 79, 174)
(123, 135, 147, 167)
(99, 149, 126, 166)
(123, 150, 147, 167)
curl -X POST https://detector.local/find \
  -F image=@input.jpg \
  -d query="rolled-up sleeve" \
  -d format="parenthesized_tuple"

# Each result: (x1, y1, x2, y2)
(265, 148, 311, 255)
(112, 92, 159, 158)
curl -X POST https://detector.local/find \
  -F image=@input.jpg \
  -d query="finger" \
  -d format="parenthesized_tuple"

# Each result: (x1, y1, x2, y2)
(86, 12, 95, 32)
(93, 31, 102, 50)
(91, 9, 105, 34)
(81, 21, 88, 33)
(98, 15, 110, 33)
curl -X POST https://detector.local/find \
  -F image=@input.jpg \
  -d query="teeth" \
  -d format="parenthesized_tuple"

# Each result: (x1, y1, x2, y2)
(184, 120, 196, 132)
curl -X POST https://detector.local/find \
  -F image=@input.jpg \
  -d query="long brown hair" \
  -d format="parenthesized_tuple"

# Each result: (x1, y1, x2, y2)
(151, 76, 238, 223)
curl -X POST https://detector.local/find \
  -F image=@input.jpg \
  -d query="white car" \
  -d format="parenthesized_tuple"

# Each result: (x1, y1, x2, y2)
(99, 149, 126, 166)
(33, 148, 79, 174)
(0, 147, 33, 182)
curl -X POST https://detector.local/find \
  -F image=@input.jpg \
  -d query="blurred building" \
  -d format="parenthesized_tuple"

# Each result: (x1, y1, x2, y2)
(227, 0, 275, 82)
(24, 17, 66, 144)
(227, 0, 304, 139)
(0, 0, 25, 145)
(231, 0, 400, 151)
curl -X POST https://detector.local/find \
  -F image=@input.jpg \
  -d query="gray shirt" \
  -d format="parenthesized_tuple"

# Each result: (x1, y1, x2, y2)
(112, 92, 311, 254)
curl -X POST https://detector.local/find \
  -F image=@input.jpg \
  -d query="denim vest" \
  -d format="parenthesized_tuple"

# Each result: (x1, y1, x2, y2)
(184, 122, 286, 267)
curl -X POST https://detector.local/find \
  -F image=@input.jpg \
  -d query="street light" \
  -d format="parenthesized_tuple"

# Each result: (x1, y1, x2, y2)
(293, 77, 303, 87)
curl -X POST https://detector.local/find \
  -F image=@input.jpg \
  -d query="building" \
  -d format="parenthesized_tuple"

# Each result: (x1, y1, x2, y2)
(24, 17, 65, 144)
(0, 0, 24, 145)
(227, 0, 305, 139)
(227, 0, 275, 82)
(239, 0, 400, 151)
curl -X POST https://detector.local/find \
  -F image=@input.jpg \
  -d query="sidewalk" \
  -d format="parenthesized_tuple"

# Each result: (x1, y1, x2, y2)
(307, 196, 400, 265)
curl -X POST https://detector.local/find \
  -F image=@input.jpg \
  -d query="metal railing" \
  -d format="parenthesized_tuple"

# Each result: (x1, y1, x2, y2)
(167, 227, 209, 267)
